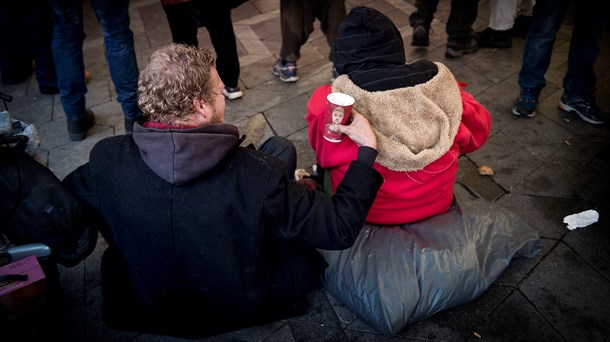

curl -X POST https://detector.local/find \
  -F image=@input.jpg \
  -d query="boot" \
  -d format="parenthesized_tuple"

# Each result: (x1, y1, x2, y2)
(67, 109, 95, 141)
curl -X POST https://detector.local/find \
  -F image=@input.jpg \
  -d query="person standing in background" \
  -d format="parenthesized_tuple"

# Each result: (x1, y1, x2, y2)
(49, 0, 143, 140)
(160, 0, 243, 100)
(272, 0, 345, 83)
(0, 1, 58, 94)
(512, 0, 608, 124)
(409, 0, 480, 58)
(475, 0, 535, 48)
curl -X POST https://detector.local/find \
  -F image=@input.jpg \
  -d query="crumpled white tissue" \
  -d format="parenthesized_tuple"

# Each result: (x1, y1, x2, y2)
(563, 210, 599, 230)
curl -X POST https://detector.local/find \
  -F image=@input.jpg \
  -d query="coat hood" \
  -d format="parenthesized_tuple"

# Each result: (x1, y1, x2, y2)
(332, 6, 438, 91)
(333, 6, 405, 75)
(332, 62, 463, 172)
(132, 123, 241, 185)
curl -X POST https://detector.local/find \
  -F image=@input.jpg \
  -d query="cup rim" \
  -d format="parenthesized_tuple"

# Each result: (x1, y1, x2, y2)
(327, 92, 354, 106)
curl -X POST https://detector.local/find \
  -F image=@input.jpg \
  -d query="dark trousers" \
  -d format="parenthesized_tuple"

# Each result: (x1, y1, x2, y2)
(161, 1, 240, 88)
(518, 0, 608, 98)
(409, 0, 479, 41)
(279, 0, 346, 62)
(259, 136, 297, 180)
(0, 1, 57, 89)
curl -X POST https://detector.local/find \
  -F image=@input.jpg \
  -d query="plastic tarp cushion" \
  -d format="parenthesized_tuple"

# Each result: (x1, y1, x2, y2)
(319, 184, 542, 335)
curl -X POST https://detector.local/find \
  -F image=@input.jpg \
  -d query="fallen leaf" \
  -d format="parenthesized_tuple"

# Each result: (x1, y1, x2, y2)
(478, 165, 494, 176)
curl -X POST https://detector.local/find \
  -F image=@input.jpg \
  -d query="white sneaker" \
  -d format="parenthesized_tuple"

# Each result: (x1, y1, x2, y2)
(222, 87, 243, 100)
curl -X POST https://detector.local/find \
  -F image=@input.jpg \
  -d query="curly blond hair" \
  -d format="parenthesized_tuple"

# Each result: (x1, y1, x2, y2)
(138, 44, 216, 124)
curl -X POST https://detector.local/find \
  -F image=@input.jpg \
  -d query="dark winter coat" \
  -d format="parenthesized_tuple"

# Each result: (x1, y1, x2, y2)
(62, 122, 382, 337)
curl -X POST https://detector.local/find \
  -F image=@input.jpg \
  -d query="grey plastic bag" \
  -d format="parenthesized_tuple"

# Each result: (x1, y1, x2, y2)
(319, 184, 542, 335)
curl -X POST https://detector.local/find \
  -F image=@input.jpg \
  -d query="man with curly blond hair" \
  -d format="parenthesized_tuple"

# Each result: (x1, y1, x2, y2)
(63, 43, 383, 338)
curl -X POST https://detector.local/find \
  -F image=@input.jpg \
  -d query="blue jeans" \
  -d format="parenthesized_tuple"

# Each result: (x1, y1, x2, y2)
(518, 0, 608, 98)
(50, 0, 141, 121)
(259, 136, 297, 180)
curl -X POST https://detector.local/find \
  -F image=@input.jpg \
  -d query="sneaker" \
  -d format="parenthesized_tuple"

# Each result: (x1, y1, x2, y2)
(67, 109, 95, 141)
(125, 115, 145, 134)
(445, 38, 478, 58)
(411, 23, 430, 47)
(474, 27, 512, 48)
(330, 67, 338, 83)
(222, 86, 243, 100)
(558, 95, 606, 125)
(272, 59, 298, 82)
(512, 89, 539, 118)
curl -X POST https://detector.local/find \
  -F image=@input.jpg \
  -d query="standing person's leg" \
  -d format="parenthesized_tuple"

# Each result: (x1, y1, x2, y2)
(161, 0, 199, 46)
(49, 0, 95, 141)
(558, 3, 608, 125)
(408, 0, 440, 46)
(316, 0, 345, 81)
(475, 0, 517, 48)
(444, 0, 479, 58)
(512, 0, 536, 37)
(27, 0, 58, 94)
(202, 5, 242, 99)
(489, 0, 518, 30)
(90, 0, 143, 132)
(513, 0, 570, 117)
(273, 0, 314, 82)
(279, 0, 314, 63)
(518, 0, 535, 17)
(316, 0, 345, 60)
(0, 4, 33, 85)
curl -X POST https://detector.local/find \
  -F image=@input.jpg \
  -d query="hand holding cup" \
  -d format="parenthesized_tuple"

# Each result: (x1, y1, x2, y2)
(328, 109, 377, 149)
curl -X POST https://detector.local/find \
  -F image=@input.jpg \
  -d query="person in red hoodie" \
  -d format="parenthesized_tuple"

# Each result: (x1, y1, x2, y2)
(307, 6, 491, 225)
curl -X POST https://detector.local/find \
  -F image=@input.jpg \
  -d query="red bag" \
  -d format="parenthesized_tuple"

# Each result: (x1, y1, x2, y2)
(0, 255, 47, 320)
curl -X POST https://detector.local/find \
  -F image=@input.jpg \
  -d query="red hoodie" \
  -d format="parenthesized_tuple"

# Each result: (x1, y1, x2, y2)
(307, 68, 491, 225)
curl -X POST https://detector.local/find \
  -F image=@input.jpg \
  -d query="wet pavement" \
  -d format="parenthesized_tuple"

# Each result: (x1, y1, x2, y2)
(1, 0, 609, 341)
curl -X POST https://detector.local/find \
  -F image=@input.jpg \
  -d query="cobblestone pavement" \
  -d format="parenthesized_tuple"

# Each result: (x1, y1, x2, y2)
(1, 0, 609, 341)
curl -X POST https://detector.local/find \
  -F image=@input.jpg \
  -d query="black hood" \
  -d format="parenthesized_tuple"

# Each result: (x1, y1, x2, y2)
(332, 6, 437, 91)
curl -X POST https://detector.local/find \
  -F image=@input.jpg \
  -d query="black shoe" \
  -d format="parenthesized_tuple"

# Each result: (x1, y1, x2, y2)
(475, 27, 512, 48)
(67, 109, 95, 141)
(411, 23, 430, 46)
(445, 38, 478, 58)
(512, 15, 533, 38)
(39, 85, 59, 95)
(125, 115, 145, 134)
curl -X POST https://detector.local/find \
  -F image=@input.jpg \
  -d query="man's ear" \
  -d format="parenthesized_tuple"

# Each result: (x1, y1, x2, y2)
(192, 98, 210, 123)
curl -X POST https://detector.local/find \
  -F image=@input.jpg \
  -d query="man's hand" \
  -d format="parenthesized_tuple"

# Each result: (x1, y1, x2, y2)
(329, 110, 377, 149)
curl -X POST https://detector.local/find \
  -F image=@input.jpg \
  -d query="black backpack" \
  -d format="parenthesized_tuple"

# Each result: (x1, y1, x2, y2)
(0, 93, 97, 268)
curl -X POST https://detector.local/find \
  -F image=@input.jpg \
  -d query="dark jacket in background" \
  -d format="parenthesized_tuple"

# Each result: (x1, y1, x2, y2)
(1, 138, 96, 267)
(62, 122, 382, 337)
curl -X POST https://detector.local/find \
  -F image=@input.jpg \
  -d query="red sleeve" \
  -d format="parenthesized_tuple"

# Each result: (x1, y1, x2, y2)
(306, 85, 333, 153)
(455, 83, 492, 154)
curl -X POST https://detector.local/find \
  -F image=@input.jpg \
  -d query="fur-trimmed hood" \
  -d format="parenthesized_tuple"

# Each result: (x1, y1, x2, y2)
(332, 62, 462, 171)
